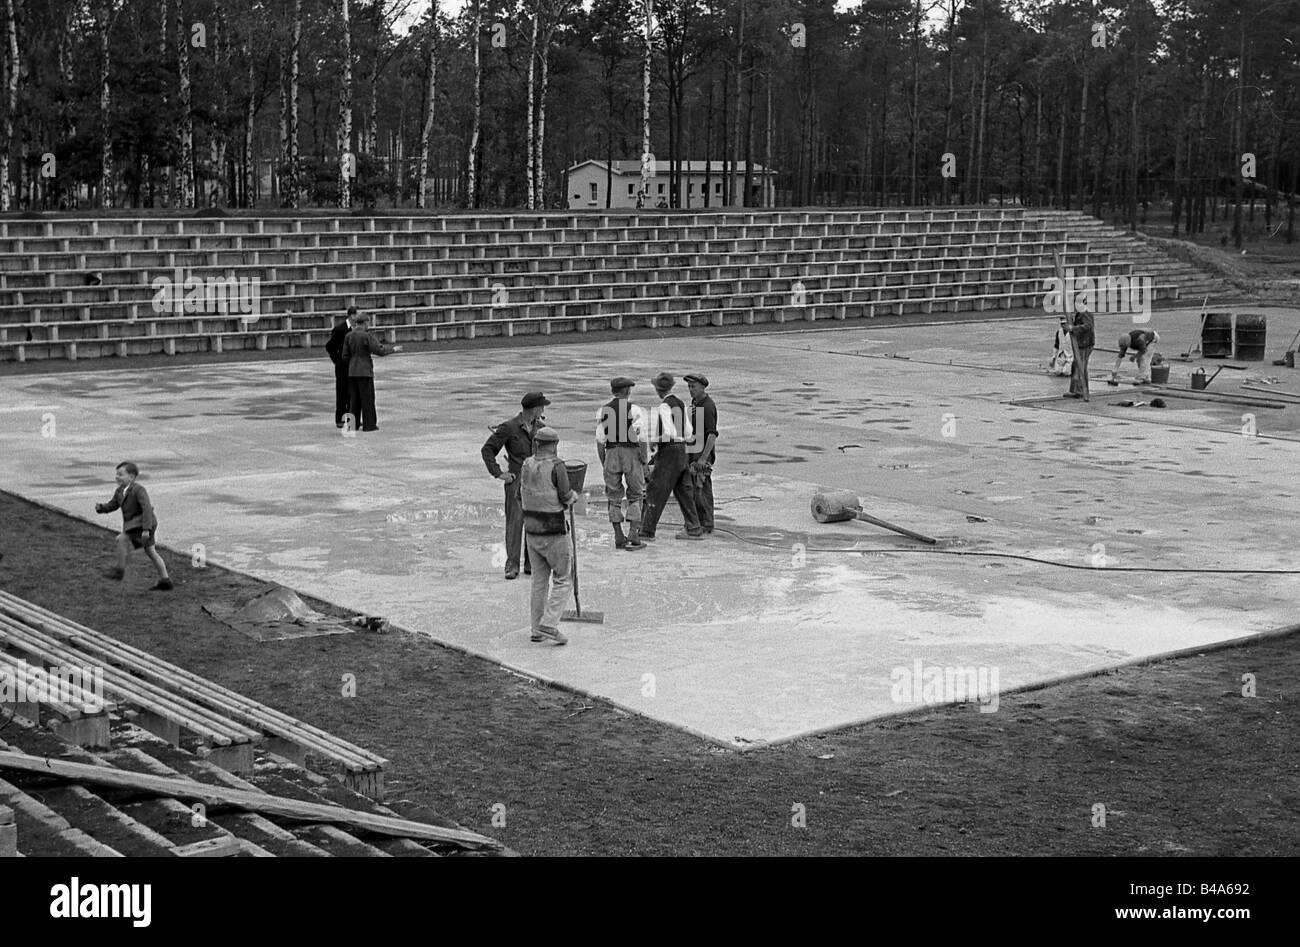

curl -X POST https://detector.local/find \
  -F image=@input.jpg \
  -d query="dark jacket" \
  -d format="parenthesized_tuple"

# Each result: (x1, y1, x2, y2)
(482, 413, 538, 477)
(97, 482, 158, 532)
(1069, 311, 1096, 350)
(326, 319, 351, 366)
(340, 327, 393, 378)
(687, 394, 718, 464)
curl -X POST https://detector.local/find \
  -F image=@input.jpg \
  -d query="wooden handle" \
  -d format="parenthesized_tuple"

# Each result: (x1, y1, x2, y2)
(852, 510, 938, 545)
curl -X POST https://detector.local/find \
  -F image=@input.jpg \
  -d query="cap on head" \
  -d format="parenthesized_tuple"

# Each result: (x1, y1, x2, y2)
(521, 391, 551, 409)
(683, 373, 709, 388)
(652, 372, 674, 392)
(534, 426, 560, 443)
(610, 376, 636, 392)
(353, 313, 369, 325)
(346, 306, 358, 316)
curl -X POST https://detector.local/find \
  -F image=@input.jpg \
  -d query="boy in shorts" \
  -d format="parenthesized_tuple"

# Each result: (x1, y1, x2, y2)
(95, 462, 173, 590)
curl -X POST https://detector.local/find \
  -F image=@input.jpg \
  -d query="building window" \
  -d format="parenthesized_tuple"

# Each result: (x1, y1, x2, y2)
(628, 183, 635, 196)
(657, 183, 665, 194)
(589, 182, 597, 201)
(715, 182, 722, 194)
(689, 183, 695, 195)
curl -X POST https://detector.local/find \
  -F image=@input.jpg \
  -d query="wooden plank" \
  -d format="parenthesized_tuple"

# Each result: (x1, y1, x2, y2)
(172, 836, 242, 858)
(0, 751, 500, 850)
(0, 596, 376, 768)
(0, 615, 256, 744)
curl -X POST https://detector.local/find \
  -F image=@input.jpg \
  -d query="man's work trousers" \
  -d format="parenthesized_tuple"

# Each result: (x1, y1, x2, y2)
(333, 362, 350, 425)
(1068, 340, 1092, 400)
(525, 531, 572, 630)
(641, 443, 701, 536)
(602, 445, 644, 525)
(687, 457, 715, 532)
(347, 376, 378, 430)
(1135, 348, 1154, 382)
(503, 477, 531, 573)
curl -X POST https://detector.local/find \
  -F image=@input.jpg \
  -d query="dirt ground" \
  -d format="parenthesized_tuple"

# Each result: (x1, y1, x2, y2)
(1, 490, 1295, 857)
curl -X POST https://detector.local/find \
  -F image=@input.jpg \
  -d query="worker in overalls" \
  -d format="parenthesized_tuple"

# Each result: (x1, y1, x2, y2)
(520, 427, 579, 645)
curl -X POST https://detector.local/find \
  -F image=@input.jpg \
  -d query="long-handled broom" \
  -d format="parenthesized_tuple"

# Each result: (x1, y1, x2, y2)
(1172, 296, 1209, 361)
(561, 461, 603, 624)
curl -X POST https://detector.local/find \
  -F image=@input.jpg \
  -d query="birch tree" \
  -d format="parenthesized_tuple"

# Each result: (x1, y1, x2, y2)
(527, 3, 538, 208)
(467, 0, 481, 208)
(533, 0, 577, 209)
(417, 0, 438, 208)
(176, 0, 195, 207)
(1, 0, 19, 211)
(288, 0, 301, 207)
(639, 0, 652, 205)
(338, 0, 353, 208)
(97, 0, 115, 208)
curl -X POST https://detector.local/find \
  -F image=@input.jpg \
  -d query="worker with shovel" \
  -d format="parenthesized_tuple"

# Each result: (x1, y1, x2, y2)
(520, 427, 580, 645)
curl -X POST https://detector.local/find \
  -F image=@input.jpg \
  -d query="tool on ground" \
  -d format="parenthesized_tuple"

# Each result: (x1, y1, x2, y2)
(1241, 383, 1300, 402)
(810, 490, 938, 544)
(1190, 364, 1246, 390)
(1272, 326, 1300, 366)
(1174, 297, 1209, 361)
(560, 461, 603, 624)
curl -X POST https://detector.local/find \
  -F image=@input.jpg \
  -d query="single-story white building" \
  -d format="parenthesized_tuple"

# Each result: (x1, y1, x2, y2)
(565, 160, 776, 209)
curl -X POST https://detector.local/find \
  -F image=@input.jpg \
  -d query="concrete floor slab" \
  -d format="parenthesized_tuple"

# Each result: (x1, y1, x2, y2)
(3, 304, 1297, 746)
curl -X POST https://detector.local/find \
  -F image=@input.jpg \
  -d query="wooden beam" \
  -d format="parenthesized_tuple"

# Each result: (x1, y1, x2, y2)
(0, 751, 499, 851)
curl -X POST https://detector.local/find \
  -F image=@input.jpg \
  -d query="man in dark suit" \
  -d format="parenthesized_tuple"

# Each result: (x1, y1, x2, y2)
(340, 312, 402, 431)
(325, 307, 355, 428)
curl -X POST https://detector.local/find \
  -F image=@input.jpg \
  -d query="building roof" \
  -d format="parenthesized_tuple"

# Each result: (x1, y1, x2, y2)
(566, 159, 776, 176)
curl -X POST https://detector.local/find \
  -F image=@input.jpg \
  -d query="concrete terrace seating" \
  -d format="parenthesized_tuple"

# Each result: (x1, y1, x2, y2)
(0, 208, 1185, 361)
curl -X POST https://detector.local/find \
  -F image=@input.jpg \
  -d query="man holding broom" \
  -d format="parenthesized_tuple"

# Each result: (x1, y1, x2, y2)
(520, 427, 580, 645)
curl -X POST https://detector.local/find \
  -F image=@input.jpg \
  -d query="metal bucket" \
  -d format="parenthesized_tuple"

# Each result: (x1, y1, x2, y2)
(1150, 364, 1170, 384)
(564, 460, 588, 493)
(1191, 370, 1208, 390)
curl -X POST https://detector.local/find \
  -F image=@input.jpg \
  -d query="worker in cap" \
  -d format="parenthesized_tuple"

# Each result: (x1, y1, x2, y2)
(595, 377, 650, 550)
(640, 372, 704, 541)
(683, 374, 718, 533)
(520, 426, 579, 645)
(1109, 329, 1161, 385)
(482, 391, 551, 579)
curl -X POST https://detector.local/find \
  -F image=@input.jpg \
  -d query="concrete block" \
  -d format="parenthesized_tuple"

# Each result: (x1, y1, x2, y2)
(46, 713, 111, 750)
(341, 768, 386, 803)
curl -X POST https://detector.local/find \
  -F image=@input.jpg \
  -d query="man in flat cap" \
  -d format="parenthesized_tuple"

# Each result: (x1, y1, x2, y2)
(684, 374, 719, 534)
(595, 377, 649, 550)
(640, 371, 704, 541)
(482, 391, 549, 579)
(520, 426, 580, 645)
(340, 312, 403, 431)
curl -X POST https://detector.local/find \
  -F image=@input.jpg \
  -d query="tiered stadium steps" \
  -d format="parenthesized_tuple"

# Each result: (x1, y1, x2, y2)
(0, 208, 1186, 362)
(1023, 209, 1231, 300)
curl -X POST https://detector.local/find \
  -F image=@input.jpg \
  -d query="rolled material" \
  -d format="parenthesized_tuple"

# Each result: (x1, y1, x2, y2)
(810, 490, 938, 544)
(811, 490, 862, 524)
